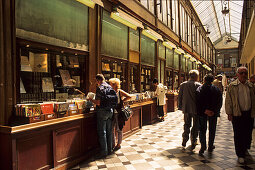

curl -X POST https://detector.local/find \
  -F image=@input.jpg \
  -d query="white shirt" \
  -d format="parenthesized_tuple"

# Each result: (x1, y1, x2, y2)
(237, 79, 251, 111)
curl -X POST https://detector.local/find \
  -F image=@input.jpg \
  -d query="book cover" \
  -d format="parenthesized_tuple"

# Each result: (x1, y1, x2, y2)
(59, 69, 73, 86)
(42, 77, 54, 92)
(72, 76, 80, 87)
(29, 52, 48, 72)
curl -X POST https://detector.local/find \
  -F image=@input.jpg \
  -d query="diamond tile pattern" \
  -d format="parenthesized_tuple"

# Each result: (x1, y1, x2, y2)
(70, 100, 255, 170)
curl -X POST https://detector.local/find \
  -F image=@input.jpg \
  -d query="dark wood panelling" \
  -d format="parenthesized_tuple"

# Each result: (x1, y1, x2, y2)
(54, 124, 81, 166)
(123, 117, 131, 135)
(151, 102, 158, 123)
(131, 107, 141, 131)
(0, 0, 16, 125)
(166, 94, 178, 112)
(142, 104, 152, 125)
(0, 133, 13, 170)
(17, 132, 52, 170)
(83, 114, 99, 152)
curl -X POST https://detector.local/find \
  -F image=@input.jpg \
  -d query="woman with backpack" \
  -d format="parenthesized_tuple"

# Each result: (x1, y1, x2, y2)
(109, 78, 131, 151)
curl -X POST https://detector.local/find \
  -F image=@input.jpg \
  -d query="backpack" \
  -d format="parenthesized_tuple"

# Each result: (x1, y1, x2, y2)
(100, 84, 118, 109)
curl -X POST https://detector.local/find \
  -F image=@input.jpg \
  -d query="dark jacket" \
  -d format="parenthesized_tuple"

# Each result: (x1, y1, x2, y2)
(196, 83, 223, 117)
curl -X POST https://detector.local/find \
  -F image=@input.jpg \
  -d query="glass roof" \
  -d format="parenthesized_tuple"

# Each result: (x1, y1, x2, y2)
(191, 0, 243, 44)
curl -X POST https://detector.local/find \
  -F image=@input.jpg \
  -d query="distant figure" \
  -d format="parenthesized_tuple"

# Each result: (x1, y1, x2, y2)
(153, 78, 167, 121)
(178, 70, 201, 150)
(225, 67, 255, 164)
(212, 75, 223, 93)
(196, 74, 222, 155)
(249, 75, 255, 84)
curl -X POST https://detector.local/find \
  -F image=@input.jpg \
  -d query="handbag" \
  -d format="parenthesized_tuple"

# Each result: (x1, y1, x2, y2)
(118, 91, 132, 121)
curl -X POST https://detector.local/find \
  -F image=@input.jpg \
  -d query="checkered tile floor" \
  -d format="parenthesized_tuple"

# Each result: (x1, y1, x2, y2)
(70, 99, 255, 170)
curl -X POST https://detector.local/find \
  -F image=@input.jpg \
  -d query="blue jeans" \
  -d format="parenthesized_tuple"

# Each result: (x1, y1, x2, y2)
(97, 108, 113, 156)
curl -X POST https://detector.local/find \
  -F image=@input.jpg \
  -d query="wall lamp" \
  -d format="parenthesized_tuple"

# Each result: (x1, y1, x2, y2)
(142, 27, 163, 42)
(162, 41, 176, 50)
(111, 8, 143, 30)
(76, 0, 95, 8)
(175, 47, 185, 55)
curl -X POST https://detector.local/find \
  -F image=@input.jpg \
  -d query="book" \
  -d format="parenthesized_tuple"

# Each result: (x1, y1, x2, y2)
(42, 77, 54, 92)
(21, 56, 32, 72)
(20, 78, 26, 93)
(69, 56, 79, 68)
(40, 103, 54, 114)
(72, 76, 80, 87)
(59, 69, 74, 86)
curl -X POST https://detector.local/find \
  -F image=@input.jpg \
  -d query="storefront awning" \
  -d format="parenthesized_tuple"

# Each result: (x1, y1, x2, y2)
(240, 9, 255, 64)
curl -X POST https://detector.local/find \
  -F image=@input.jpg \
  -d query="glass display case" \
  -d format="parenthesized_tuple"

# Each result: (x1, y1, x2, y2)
(101, 58, 127, 91)
(166, 69, 173, 90)
(141, 66, 154, 92)
(19, 46, 87, 103)
(130, 64, 139, 93)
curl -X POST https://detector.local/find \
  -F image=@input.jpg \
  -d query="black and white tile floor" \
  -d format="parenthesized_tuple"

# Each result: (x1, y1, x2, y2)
(71, 102, 255, 170)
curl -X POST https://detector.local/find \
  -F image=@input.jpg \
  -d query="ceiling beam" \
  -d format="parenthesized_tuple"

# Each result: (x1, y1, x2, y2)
(211, 0, 222, 38)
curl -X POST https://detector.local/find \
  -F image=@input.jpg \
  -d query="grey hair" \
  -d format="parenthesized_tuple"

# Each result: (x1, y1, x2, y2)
(236, 66, 248, 74)
(189, 70, 199, 79)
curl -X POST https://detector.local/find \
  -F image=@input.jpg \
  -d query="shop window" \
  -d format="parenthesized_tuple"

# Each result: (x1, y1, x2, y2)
(158, 60, 165, 84)
(19, 46, 87, 103)
(181, 55, 186, 72)
(101, 58, 127, 91)
(101, 10, 128, 60)
(141, 66, 154, 92)
(173, 72, 179, 90)
(166, 48, 173, 68)
(130, 64, 139, 93)
(158, 42, 166, 59)
(129, 29, 140, 64)
(174, 52, 179, 70)
(16, 0, 89, 51)
(141, 35, 155, 66)
(166, 70, 173, 90)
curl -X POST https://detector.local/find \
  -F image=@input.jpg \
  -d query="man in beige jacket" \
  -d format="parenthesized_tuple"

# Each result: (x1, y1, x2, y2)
(225, 66, 255, 164)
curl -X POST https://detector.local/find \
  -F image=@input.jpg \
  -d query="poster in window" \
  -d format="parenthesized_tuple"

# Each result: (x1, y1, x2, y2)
(59, 69, 74, 86)
(21, 56, 32, 72)
(42, 77, 54, 92)
(29, 52, 48, 72)
(113, 63, 117, 72)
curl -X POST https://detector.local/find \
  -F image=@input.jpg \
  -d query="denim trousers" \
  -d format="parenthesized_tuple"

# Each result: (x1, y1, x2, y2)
(97, 108, 113, 156)
(199, 116, 217, 150)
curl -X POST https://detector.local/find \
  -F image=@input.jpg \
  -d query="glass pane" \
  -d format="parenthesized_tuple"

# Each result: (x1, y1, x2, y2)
(129, 29, 139, 52)
(158, 61, 160, 82)
(166, 70, 173, 90)
(173, 72, 179, 90)
(161, 61, 165, 83)
(158, 43, 165, 59)
(149, 0, 155, 14)
(174, 52, 179, 70)
(19, 47, 87, 103)
(162, 0, 167, 25)
(16, 0, 89, 51)
(141, 35, 155, 66)
(166, 48, 173, 67)
(181, 55, 186, 71)
(101, 10, 128, 59)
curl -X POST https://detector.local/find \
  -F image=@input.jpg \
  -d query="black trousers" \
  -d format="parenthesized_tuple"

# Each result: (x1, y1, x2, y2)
(232, 110, 254, 157)
(199, 116, 217, 150)
(157, 105, 164, 117)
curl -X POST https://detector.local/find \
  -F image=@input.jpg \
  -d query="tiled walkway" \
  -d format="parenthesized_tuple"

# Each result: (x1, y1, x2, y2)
(71, 104, 255, 170)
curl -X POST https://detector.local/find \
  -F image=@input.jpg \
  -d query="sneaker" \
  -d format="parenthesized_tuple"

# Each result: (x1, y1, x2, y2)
(238, 157, 245, 164)
(208, 146, 215, 152)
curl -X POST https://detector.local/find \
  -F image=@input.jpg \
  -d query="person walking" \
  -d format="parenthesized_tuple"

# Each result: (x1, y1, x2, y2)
(212, 75, 223, 93)
(225, 66, 255, 164)
(153, 78, 167, 121)
(109, 78, 131, 151)
(89, 74, 118, 159)
(178, 70, 201, 150)
(196, 74, 222, 155)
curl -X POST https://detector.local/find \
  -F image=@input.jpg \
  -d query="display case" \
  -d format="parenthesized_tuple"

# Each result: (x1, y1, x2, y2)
(166, 69, 173, 90)
(140, 66, 154, 92)
(101, 57, 127, 91)
(130, 64, 139, 93)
